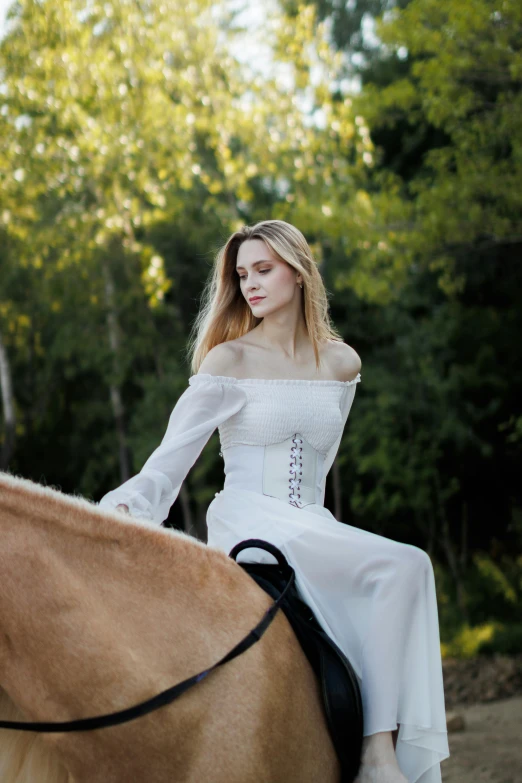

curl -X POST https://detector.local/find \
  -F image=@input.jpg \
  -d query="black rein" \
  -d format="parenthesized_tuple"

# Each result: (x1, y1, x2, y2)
(0, 539, 293, 733)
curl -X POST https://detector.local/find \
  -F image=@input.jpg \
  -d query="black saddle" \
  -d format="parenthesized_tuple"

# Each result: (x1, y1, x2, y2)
(229, 539, 363, 783)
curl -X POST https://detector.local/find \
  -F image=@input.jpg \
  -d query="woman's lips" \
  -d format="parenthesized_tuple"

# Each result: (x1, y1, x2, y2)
(249, 296, 265, 304)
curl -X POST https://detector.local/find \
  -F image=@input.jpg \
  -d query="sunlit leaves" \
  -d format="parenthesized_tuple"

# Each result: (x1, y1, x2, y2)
(354, 0, 522, 293)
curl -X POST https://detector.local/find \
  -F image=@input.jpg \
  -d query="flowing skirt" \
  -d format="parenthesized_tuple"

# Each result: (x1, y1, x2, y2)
(206, 487, 450, 783)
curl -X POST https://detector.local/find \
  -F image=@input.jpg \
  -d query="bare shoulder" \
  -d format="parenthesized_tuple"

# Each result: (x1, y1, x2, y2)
(196, 340, 242, 378)
(326, 340, 362, 382)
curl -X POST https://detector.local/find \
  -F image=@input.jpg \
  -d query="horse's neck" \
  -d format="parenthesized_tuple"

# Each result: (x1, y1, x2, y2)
(0, 473, 266, 725)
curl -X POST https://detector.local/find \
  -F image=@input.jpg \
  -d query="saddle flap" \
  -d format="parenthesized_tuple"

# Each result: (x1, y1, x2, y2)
(237, 561, 363, 783)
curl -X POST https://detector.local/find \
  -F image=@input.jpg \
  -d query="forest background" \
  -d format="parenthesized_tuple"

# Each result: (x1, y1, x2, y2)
(0, 0, 521, 659)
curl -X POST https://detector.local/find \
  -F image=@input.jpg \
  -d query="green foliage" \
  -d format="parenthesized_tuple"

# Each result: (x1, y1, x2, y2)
(440, 620, 522, 658)
(476, 622, 522, 656)
(353, 0, 522, 293)
(436, 549, 522, 657)
(472, 552, 519, 608)
(441, 621, 502, 659)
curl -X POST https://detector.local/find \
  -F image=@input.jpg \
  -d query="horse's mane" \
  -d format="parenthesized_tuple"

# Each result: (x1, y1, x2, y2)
(0, 468, 200, 539)
(0, 470, 234, 569)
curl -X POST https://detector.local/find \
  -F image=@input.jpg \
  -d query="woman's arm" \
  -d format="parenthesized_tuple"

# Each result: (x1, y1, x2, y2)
(322, 375, 361, 482)
(98, 378, 246, 525)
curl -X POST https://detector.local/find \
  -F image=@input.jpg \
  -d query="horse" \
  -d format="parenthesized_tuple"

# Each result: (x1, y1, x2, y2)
(0, 471, 340, 783)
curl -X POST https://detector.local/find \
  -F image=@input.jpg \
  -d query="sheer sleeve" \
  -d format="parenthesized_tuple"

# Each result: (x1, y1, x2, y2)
(98, 376, 247, 525)
(322, 374, 361, 482)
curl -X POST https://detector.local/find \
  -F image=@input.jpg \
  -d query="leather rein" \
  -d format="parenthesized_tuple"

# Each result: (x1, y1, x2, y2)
(0, 539, 294, 733)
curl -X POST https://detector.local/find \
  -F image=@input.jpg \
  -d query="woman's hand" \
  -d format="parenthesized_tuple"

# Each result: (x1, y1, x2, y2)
(116, 504, 130, 515)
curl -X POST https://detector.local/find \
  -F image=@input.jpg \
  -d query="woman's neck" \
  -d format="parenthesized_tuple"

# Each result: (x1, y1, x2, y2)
(253, 314, 311, 361)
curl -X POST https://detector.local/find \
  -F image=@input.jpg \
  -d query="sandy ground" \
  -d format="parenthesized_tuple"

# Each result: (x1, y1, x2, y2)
(441, 697, 522, 783)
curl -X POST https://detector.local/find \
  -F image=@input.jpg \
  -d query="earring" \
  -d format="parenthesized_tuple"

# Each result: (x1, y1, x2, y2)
(298, 280, 303, 288)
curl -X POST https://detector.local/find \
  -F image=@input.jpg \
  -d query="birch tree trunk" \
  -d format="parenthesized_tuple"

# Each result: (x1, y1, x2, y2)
(0, 330, 16, 470)
(102, 261, 131, 483)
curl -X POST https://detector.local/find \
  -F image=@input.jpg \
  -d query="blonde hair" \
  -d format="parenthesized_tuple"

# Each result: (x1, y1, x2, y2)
(187, 219, 344, 373)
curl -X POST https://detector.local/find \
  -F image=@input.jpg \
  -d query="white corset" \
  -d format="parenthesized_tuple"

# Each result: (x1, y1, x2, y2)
(212, 374, 361, 510)
(262, 433, 317, 508)
(221, 437, 327, 509)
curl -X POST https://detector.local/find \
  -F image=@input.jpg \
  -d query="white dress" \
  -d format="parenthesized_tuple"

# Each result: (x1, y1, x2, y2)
(99, 372, 450, 783)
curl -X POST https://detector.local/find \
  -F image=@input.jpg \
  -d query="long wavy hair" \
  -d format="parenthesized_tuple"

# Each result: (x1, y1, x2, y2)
(187, 219, 344, 373)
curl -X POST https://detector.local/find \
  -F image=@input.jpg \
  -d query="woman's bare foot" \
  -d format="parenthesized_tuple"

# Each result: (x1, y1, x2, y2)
(354, 731, 408, 783)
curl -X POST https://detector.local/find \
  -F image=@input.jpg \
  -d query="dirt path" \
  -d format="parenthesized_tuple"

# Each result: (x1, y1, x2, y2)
(441, 696, 522, 782)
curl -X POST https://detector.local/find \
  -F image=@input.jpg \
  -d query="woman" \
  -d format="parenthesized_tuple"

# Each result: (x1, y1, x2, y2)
(99, 219, 450, 783)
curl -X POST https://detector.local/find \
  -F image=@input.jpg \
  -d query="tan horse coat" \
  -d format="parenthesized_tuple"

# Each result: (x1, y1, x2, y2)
(0, 472, 339, 783)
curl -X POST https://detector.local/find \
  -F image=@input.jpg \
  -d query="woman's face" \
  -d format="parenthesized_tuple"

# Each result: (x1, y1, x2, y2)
(235, 239, 301, 317)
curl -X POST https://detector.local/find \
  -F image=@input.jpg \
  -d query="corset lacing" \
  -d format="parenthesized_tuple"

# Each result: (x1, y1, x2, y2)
(289, 434, 303, 507)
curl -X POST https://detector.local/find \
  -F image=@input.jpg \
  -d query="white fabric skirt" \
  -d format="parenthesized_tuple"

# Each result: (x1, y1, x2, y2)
(206, 486, 450, 783)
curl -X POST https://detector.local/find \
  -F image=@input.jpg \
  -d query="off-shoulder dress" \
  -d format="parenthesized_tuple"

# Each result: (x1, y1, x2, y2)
(99, 372, 450, 783)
